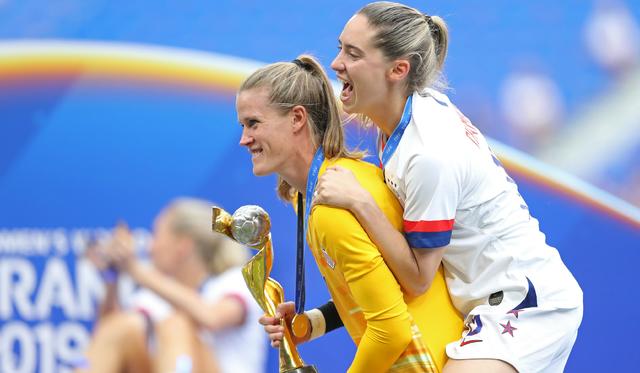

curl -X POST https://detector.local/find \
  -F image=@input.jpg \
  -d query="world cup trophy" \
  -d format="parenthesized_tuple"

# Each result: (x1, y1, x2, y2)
(212, 205, 317, 373)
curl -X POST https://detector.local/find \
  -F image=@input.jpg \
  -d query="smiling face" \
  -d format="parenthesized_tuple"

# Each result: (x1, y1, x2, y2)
(331, 14, 393, 116)
(236, 87, 295, 177)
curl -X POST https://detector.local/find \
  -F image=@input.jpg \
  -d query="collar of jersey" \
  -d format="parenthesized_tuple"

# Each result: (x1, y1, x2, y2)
(380, 94, 413, 166)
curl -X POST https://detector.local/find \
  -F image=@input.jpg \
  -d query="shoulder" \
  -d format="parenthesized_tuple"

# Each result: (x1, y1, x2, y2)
(400, 100, 467, 176)
(396, 140, 453, 185)
(410, 90, 463, 140)
(327, 158, 396, 200)
(323, 158, 403, 225)
(407, 150, 449, 172)
(202, 268, 244, 296)
(412, 89, 454, 118)
(202, 268, 263, 312)
(311, 203, 365, 239)
(310, 183, 379, 254)
(326, 157, 383, 180)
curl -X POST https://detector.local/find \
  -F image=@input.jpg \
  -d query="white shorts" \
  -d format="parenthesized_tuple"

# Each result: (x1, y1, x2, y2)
(446, 304, 583, 373)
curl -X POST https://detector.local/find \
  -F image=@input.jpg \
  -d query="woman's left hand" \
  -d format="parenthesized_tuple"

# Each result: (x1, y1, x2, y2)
(313, 166, 370, 211)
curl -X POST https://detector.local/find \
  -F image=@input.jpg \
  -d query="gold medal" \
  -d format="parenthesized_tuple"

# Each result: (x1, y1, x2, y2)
(291, 313, 311, 339)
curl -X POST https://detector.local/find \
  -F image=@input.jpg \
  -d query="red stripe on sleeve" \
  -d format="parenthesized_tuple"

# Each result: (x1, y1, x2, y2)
(404, 219, 454, 232)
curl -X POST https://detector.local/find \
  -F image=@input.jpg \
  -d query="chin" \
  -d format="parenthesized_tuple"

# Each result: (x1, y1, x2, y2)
(341, 99, 359, 114)
(252, 164, 271, 177)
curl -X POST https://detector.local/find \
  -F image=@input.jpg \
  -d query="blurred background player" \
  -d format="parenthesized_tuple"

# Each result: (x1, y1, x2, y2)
(77, 197, 266, 373)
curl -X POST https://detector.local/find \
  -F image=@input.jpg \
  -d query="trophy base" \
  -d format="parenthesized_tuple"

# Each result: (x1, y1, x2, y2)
(283, 365, 318, 373)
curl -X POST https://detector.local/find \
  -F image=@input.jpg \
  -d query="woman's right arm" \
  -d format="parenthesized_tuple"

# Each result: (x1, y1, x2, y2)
(313, 206, 419, 372)
(259, 300, 344, 348)
(315, 166, 441, 297)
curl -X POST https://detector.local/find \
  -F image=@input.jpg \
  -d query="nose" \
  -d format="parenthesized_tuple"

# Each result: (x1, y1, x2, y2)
(239, 127, 253, 147)
(330, 53, 344, 73)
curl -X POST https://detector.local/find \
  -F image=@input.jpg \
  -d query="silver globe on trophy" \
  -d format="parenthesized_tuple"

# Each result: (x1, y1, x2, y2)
(212, 205, 318, 373)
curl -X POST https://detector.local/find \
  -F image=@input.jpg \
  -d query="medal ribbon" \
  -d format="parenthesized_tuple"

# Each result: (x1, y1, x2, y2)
(295, 146, 325, 314)
(380, 95, 413, 166)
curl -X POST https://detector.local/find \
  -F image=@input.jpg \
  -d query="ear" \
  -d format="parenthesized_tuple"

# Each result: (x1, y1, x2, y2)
(388, 59, 411, 83)
(290, 105, 308, 134)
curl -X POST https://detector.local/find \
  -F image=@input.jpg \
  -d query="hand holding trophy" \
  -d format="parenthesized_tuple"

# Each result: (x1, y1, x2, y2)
(212, 205, 318, 373)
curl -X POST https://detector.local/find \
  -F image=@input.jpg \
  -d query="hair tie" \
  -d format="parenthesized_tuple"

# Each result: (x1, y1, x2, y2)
(424, 14, 439, 38)
(292, 58, 313, 72)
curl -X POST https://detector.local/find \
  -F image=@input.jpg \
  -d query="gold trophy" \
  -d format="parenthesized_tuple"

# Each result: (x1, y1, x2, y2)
(212, 205, 318, 373)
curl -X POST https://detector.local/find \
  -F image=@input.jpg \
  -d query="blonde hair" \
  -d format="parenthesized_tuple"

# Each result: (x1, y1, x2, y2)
(358, 1, 449, 94)
(239, 54, 362, 201)
(164, 198, 248, 275)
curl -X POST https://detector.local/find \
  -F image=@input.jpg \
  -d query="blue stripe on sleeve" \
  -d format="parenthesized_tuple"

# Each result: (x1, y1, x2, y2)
(405, 230, 452, 249)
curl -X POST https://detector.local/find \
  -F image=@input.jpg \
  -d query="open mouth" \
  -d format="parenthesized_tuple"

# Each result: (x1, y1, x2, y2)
(249, 148, 263, 159)
(339, 79, 354, 103)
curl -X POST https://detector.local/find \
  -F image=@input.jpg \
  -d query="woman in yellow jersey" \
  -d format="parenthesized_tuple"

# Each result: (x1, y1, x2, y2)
(235, 54, 463, 372)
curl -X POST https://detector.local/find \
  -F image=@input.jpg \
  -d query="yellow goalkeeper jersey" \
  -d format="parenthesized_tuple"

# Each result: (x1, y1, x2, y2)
(307, 157, 464, 373)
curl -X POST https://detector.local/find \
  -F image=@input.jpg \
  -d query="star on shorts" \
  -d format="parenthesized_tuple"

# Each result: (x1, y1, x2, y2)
(500, 320, 517, 337)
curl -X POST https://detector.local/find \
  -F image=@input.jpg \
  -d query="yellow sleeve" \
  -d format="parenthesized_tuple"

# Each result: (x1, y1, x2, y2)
(313, 205, 414, 373)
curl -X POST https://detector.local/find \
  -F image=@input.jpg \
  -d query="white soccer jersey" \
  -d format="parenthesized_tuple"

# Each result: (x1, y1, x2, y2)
(378, 89, 582, 317)
(199, 268, 266, 373)
(130, 267, 266, 373)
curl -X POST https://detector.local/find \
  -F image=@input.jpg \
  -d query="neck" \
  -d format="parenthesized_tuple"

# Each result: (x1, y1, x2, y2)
(279, 136, 317, 196)
(369, 92, 411, 138)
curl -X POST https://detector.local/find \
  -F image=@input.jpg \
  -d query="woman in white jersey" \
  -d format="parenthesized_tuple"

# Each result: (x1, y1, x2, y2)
(78, 198, 266, 373)
(313, 2, 583, 372)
